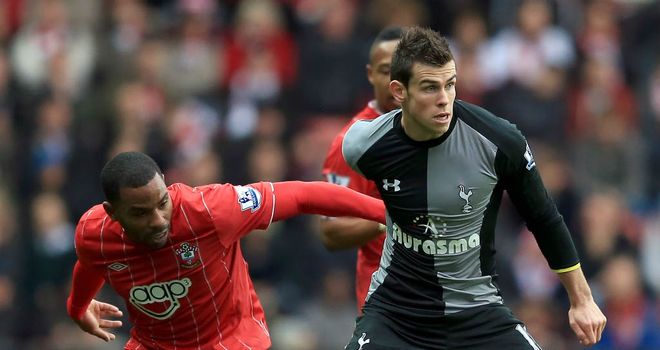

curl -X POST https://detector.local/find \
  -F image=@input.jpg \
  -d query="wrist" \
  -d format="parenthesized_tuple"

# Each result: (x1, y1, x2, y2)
(568, 290, 594, 307)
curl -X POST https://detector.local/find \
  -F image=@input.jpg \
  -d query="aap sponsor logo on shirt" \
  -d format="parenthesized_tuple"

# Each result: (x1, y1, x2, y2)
(129, 278, 192, 320)
(234, 185, 262, 212)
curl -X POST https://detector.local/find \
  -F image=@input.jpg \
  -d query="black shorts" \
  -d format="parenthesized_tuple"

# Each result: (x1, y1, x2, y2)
(344, 304, 542, 350)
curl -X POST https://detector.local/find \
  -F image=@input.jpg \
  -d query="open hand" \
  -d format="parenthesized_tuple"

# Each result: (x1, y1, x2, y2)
(74, 299, 124, 342)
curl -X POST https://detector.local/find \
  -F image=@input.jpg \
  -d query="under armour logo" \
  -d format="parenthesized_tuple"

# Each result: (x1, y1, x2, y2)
(357, 333, 370, 350)
(458, 184, 473, 213)
(382, 179, 400, 192)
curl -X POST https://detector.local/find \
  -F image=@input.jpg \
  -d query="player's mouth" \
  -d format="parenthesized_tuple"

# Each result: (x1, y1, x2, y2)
(432, 112, 451, 124)
(151, 227, 169, 242)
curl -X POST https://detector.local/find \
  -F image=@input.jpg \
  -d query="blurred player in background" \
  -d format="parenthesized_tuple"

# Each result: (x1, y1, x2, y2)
(320, 26, 402, 312)
(66, 151, 385, 349)
(343, 27, 606, 349)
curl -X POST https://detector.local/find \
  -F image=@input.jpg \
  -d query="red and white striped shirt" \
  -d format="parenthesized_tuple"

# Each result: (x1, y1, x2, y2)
(71, 182, 275, 350)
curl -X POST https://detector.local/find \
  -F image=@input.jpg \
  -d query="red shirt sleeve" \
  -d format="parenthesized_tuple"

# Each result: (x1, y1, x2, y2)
(66, 209, 107, 320)
(198, 182, 276, 247)
(271, 181, 385, 223)
(67, 261, 105, 320)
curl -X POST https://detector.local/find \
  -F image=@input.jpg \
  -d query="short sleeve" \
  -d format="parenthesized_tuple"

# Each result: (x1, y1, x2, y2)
(200, 182, 276, 246)
(73, 207, 106, 269)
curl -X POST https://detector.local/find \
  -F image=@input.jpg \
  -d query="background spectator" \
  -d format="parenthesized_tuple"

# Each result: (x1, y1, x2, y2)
(1, 1, 657, 349)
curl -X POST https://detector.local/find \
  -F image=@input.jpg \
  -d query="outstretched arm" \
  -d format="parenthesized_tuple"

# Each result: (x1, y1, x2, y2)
(499, 140, 605, 346)
(67, 261, 123, 342)
(272, 181, 386, 224)
(319, 217, 385, 250)
(557, 267, 607, 347)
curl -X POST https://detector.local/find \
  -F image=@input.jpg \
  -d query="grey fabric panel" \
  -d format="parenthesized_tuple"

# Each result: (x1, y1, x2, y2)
(438, 274, 503, 313)
(424, 120, 502, 313)
(342, 109, 399, 176)
(366, 217, 392, 302)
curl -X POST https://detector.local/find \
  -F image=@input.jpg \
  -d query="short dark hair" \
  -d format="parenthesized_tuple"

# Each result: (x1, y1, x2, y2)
(101, 152, 163, 203)
(391, 27, 454, 87)
(369, 26, 403, 62)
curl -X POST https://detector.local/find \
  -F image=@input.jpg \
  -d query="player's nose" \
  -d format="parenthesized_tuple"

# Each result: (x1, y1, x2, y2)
(149, 210, 168, 230)
(436, 89, 449, 106)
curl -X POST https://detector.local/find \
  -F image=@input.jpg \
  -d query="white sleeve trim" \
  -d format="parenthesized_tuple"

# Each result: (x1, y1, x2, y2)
(267, 182, 275, 229)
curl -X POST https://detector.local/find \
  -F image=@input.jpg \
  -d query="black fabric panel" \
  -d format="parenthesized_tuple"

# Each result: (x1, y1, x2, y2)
(462, 99, 580, 270)
(356, 124, 431, 236)
(369, 242, 446, 319)
(505, 165, 580, 270)
(479, 179, 505, 278)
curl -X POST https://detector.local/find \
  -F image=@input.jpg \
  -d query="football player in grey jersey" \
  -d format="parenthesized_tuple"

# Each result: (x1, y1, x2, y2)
(343, 27, 606, 349)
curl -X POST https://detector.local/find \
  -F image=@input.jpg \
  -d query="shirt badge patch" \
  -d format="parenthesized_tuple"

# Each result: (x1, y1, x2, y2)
(524, 142, 536, 170)
(458, 184, 474, 213)
(234, 185, 262, 212)
(175, 242, 201, 269)
(326, 173, 350, 187)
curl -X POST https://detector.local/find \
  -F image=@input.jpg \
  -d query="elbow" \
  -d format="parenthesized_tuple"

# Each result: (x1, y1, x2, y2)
(320, 231, 344, 251)
(319, 222, 345, 251)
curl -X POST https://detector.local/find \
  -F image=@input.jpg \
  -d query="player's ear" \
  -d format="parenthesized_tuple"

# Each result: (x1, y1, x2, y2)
(103, 201, 116, 220)
(390, 80, 406, 103)
(366, 63, 374, 85)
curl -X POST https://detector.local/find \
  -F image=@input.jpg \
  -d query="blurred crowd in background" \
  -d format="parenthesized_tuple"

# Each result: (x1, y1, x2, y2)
(0, 0, 658, 349)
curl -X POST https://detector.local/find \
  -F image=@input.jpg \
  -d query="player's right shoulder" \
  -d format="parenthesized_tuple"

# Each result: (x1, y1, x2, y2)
(76, 205, 108, 229)
(74, 205, 119, 255)
(342, 109, 399, 170)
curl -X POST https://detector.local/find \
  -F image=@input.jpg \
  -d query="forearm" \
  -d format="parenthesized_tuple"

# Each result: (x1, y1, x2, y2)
(507, 165, 580, 270)
(67, 260, 106, 321)
(557, 266, 594, 306)
(272, 181, 386, 223)
(319, 217, 384, 250)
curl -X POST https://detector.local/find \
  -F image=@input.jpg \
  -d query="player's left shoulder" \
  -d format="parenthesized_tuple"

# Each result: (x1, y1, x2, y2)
(169, 182, 234, 222)
(455, 100, 526, 149)
(455, 100, 517, 131)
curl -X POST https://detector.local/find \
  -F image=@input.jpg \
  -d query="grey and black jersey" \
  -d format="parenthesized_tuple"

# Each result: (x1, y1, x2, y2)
(342, 99, 579, 318)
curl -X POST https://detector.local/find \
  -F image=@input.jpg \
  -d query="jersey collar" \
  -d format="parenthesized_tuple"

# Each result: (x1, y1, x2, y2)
(395, 109, 458, 148)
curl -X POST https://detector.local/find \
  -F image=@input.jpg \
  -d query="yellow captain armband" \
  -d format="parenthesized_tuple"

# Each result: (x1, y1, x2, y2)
(553, 263, 581, 274)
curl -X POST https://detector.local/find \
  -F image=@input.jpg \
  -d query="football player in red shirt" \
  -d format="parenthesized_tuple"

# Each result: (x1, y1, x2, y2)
(67, 151, 385, 349)
(320, 27, 402, 312)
